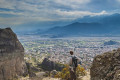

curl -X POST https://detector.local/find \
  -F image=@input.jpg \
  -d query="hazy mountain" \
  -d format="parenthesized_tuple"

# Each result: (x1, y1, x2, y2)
(42, 22, 103, 37)
(104, 40, 120, 46)
(33, 13, 120, 37)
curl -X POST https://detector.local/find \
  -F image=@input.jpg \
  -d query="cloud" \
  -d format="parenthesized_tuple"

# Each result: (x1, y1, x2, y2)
(0, 11, 24, 16)
(0, 9, 108, 27)
(53, 0, 90, 9)
(0, 16, 55, 26)
(88, 0, 120, 12)
(0, 0, 119, 28)
(0, 0, 16, 9)
(55, 10, 108, 20)
(55, 0, 90, 4)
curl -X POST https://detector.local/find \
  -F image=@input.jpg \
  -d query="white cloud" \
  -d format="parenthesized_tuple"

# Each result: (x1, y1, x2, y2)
(55, 0, 90, 6)
(0, 16, 55, 26)
(55, 0, 90, 4)
(0, 0, 91, 12)
(0, 0, 16, 9)
(52, 0, 91, 9)
(0, 11, 24, 16)
(0, 0, 110, 26)
(55, 10, 108, 19)
(0, 9, 108, 26)
(16, 1, 40, 12)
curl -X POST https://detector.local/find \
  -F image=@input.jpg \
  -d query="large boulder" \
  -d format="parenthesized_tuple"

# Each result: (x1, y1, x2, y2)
(0, 28, 28, 80)
(90, 48, 120, 80)
(41, 58, 64, 71)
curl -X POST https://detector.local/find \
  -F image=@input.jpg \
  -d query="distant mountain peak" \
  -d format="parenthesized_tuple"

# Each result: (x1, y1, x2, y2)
(33, 13, 120, 37)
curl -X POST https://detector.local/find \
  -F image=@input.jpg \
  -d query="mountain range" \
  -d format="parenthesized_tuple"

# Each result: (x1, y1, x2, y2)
(27, 13, 120, 37)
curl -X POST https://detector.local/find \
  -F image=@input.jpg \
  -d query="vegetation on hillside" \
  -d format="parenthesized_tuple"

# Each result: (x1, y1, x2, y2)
(55, 64, 86, 80)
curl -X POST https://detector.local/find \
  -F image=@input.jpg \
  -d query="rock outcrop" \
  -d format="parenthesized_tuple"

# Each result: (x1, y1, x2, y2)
(0, 28, 28, 80)
(41, 58, 64, 71)
(90, 48, 120, 80)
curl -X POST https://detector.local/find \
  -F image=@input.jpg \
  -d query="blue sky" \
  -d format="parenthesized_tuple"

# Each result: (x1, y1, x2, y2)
(0, 0, 120, 30)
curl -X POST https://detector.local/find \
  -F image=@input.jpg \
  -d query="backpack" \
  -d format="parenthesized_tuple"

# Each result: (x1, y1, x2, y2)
(72, 56, 78, 68)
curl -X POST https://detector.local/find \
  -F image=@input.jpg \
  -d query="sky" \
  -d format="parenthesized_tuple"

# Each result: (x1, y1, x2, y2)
(0, 0, 120, 31)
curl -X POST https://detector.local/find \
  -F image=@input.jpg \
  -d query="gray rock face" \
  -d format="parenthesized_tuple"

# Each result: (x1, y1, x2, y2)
(41, 58, 64, 71)
(90, 48, 120, 80)
(0, 28, 28, 80)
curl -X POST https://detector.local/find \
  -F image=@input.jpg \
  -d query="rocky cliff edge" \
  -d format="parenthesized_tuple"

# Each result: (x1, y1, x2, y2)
(0, 28, 28, 80)
(90, 48, 120, 80)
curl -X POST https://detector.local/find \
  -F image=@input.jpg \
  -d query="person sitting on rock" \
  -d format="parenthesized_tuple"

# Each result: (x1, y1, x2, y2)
(68, 51, 81, 80)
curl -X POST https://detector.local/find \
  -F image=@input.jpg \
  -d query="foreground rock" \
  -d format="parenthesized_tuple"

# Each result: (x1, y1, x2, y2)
(0, 28, 28, 80)
(90, 48, 120, 80)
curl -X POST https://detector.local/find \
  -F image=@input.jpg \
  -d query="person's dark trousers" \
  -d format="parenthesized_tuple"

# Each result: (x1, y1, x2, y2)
(69, 67, 76, 80)
(73, 68, 76, 80)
